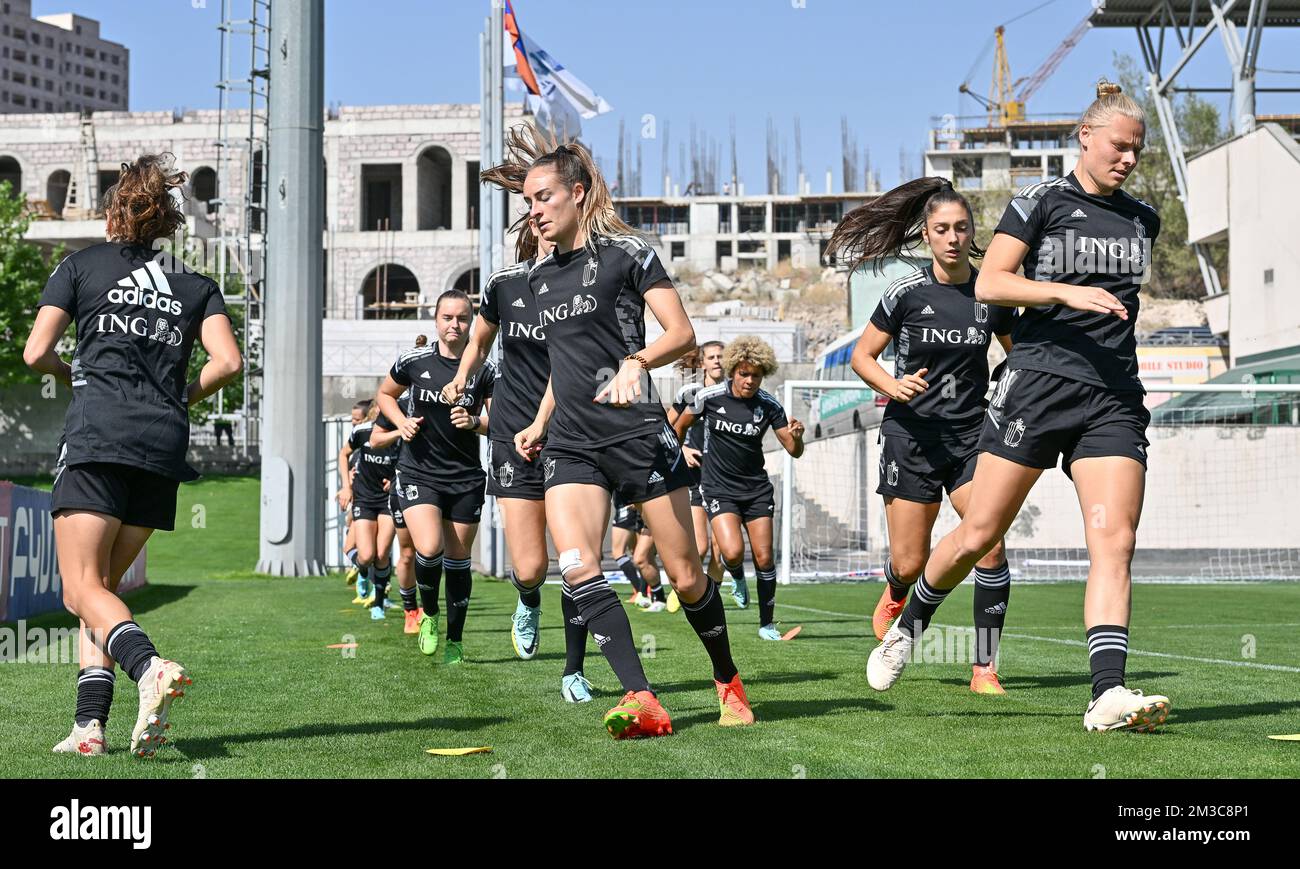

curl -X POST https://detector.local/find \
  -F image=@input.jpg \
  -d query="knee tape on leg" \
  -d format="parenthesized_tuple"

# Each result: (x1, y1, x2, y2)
(558, 548, 585, 581)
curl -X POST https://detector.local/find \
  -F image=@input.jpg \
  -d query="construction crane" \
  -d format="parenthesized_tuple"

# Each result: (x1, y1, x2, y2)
(960, 10, 1094, 127)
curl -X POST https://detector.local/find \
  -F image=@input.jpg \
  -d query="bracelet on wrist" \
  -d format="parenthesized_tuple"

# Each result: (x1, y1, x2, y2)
(624, 353, 650, 370)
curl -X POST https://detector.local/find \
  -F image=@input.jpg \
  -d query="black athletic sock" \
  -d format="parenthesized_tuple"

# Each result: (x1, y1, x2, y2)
(104, 621, 159, 683)
(443, 557, 473, 643)
(616, 554, 645, 594)
(1087, 624, 1128, 700)
(569, 575, 650, 693)
(651, 582, 666, 603)
(370, 562, 392, 607)
(560, 583, 588, 677)
(682, 581, 738, 683)
(346, 547, 359, 570)
(895, 575, 951, 638)
(724, 558, 745, 587)
(75, 666, 115, 726)
(511, 570, 542, 609)
(884, 559, 910, 603)
(756, 564, 778, 627)
(414, 550, 443, 615)
(399, 583, 420, 612)
(973, 561, 1011, 666)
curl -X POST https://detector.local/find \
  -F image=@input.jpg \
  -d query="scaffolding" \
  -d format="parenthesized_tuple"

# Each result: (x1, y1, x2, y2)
(215, 0, 271, 456)
(1090, 0, 1300, 299)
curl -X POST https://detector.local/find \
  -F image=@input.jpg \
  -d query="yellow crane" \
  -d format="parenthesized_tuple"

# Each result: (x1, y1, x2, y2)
(959, 11, 1093, 128)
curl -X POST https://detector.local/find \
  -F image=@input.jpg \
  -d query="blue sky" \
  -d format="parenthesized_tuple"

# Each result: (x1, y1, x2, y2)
(37, 0, 1300, 191)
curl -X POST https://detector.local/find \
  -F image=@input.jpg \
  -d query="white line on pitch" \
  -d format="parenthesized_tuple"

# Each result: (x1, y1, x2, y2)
(778, 603, 1300, 674)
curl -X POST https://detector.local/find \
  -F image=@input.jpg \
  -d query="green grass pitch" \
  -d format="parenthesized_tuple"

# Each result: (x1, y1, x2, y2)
(4, 475, 1299, 778)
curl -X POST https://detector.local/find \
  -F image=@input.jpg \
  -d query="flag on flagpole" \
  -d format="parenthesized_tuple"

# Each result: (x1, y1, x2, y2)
(503, 0, 540, 96)
(501, 1, 612, 138)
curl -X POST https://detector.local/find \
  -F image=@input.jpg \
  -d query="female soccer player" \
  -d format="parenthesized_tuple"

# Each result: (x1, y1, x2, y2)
(865, 81, 1171, 733)
(515, 141, 753, 737)
(828, 176, 1017, 694)
(340, 399, 370, 593)
(672, 337, 805, 640)
(338, 403, 399, 620)
(376, 290, 494, 665)
(667, 341, 727, 589)
(383, 335, 427, 633)
(24, 153, 242, 757)
(443, 169, 595, 703)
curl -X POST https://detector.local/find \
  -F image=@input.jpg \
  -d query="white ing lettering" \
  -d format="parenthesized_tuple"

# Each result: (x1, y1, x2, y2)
(1037, 229, 1152, 283)
(96, 314, 151, 337)
(538, 294, 599, 327)
(507, 321, 545, 341)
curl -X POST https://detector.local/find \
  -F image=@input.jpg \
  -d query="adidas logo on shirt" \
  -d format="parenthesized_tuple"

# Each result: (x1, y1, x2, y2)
(107, 261, 182, 315)
(716, 406, 726, 414)
(538, 283, 550, 295)
(1071, 208, 1088, 218)
(420, 371, 431, 379)
(511, 297, 526, 308)
(921, 305, 935, 316)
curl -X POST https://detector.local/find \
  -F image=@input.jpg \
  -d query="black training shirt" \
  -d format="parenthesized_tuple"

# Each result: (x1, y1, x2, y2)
(389, 346, 495, 489)
(690, 382, 789, 499)
(39, 242, 228, 482)
(527, 235, 672, 449)
(348, 417, 399, 503)
(870, 265, 1016, 441)
(994, 171, 1160, 392)
(479, 260, 550, 441)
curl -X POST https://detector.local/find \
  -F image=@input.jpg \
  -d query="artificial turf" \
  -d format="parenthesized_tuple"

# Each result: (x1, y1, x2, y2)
(4, 475, 1299, 778)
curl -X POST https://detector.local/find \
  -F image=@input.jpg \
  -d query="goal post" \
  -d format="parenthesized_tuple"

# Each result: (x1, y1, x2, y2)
(777, 379, 1300, 585)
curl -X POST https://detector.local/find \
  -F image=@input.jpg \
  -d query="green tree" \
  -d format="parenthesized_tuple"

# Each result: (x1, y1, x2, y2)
(1114, 53, 1229, 299)
(0, 183, 64, 387)
(181, 241, 257, 426)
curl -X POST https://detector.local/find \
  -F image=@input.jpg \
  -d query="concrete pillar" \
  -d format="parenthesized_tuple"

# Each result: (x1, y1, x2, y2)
(257, 0, 326, 576)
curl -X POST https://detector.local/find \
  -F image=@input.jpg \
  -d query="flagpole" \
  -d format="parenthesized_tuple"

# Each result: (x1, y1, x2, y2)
(479, 3, 507, 578)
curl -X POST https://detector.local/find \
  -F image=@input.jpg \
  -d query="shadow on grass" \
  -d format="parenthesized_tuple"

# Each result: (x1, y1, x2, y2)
(5, 583, 197, 630)
(672, 694, 894, 730)
(936, 670, 1180, 691)
(1162, 698, 1300, 725)
(654, 669, 840, 697)
(182, 715, 509, 760)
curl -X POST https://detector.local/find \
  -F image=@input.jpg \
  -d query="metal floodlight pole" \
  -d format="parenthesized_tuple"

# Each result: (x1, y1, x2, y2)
(257, 0, 326, 576)
(478, 4, 506, 577)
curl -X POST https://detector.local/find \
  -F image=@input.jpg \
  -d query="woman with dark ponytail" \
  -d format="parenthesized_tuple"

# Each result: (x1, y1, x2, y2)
(830, 177, 1017, 694)
(864, 82, 1171, 735)
(23, 153, 243, 758)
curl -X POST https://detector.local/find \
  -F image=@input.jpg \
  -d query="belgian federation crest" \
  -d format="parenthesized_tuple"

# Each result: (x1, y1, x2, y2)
(582, 257, 598, 287)
(752, 407, 764, 424)
(975, 302, 989, 324)
(497, 461, 514, 488)
(887, 460, 899, 487)
(1004, 418, 1026, 447)
(544, 457, 556, 482)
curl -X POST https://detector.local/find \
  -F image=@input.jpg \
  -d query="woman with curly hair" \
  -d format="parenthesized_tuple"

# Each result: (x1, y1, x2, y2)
(673, 336, 805, 640)
(24, 153, 243, 758)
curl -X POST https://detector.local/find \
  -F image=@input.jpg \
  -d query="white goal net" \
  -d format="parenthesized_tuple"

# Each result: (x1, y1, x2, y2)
(773, 380, 1300, 584)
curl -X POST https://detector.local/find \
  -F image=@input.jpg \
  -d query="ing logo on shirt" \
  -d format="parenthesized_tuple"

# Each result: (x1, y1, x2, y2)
(537, 294, 598, 327)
